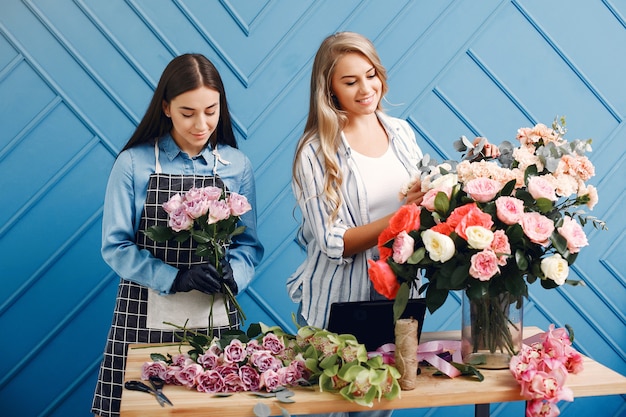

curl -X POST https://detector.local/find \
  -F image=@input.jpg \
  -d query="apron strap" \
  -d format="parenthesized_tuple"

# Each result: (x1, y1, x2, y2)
(154, 139, 162, 174)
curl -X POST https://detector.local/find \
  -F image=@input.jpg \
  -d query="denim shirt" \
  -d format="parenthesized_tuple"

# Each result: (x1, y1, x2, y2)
(101, 134, 264, 293)
(287, 112, 423, 329)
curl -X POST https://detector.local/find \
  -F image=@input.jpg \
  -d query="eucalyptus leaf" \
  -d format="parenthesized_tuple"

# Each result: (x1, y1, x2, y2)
(253, 402, 271, 417)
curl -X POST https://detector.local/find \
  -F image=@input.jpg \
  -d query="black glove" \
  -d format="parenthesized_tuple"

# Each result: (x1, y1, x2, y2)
(171, 264, 221, 295)
(220, 259, 238, 296)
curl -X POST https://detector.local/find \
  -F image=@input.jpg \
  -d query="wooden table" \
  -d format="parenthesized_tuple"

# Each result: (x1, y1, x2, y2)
(120, 327, 626, 416)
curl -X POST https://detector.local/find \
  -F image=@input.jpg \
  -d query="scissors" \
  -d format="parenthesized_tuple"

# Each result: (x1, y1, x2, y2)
(124, 378, 173, 407)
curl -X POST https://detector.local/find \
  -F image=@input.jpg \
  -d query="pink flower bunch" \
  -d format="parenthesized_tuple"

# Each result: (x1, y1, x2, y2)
(510, 325, 584, 417)
(142, 332, 309, 394)
(141, 322, 402, 407)
(162, 186, 251, 232)
(368, 117, 605, 321)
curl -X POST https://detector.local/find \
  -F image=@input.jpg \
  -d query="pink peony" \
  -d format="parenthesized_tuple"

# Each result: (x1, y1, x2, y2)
(520, 212, 555, 246)
(557, 216, 588, 254)
(528, 176, 557, 201)
(495, 196, 525, 225)
(464, 177, 502, 202)
(490, 229, 511, 266)
(469, 249, 500, 281)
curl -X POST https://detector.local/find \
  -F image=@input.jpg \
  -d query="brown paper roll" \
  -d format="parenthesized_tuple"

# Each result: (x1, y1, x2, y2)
(394, 318, 419, 390)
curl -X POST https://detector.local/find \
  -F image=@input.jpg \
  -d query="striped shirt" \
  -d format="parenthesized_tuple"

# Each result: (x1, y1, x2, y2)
(287, 112, 423, 329)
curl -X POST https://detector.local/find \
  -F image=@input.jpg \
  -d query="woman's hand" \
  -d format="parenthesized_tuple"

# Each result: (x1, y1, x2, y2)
(472, 137, 500, 159)
(405, 177, 425, 206)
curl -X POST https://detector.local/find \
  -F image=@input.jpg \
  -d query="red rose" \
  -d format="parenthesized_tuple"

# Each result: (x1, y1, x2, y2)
(377, 227, 397, 261)
(368, 259, 400, 299)
(388, 204, 421, 235)
(431, 222, 454, 236)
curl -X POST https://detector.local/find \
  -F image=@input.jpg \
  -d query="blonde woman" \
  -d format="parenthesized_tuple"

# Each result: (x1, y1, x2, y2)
(288, 31, 425, 334)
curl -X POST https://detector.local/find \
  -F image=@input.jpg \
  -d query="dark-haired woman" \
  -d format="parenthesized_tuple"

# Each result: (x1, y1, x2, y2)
(92, 53, 263, 417)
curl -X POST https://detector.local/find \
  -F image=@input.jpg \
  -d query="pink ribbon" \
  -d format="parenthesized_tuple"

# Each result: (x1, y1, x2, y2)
(369, 340, 463, 378)
(416, 340, 462, 378)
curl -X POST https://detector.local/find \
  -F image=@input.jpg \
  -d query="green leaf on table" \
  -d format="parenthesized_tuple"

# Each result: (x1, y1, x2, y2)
(433, 362, 484, 381)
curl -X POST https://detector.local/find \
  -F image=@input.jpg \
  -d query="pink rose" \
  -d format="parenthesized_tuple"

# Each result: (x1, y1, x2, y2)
(228, 193, 252, 216)
(176, 363, 204, 388)
(259, 369, 281, 391)
(164, 365, 182, 385)
(490, 229, 511, 266)
(557, 216, 588, 254)
(521, 212, 555, 246)
(464, 177, 502, 202)
(196, 369, 225, 393)
(469, 250, 500, 281)
(207, 200, 231, 224)
(223, 372, 245, 392)
(246, 339, 263, 355)
(277, 363, 300, 386)
(224, 339, 247, 363)
(162, 193, 184, 214)
(182, 192, 211, 219)
(197, 350, 220, 369)
(392, 231, 415, 264)
(250, 350, 281, 372)
(168, 205, 194, 232)
(527, 176, 557, 201)
(420, 187, 451, 212)
(262, 333, 286, 355)
(239, 365, 260, 391)
(141, 361, 167, 380)
(495, 196, 525, 225)
(201, 186, 223, 201)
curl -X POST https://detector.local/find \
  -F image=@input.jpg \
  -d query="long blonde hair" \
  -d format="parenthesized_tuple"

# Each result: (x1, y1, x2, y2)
(292, 32, 389, 223)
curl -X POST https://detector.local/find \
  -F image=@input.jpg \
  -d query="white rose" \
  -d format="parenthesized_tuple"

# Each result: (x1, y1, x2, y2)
(428, 173, 458, 191)
(465, 226, 494, 249)
(422, 229, 455, 262)
(540, 254, 569, 285)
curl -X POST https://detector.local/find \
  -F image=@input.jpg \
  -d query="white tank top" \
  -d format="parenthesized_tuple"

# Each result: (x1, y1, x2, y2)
(351, 144, 410, 222)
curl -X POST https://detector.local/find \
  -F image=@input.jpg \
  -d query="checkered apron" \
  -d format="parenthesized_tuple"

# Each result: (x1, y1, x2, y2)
(91, 142, 239, 417)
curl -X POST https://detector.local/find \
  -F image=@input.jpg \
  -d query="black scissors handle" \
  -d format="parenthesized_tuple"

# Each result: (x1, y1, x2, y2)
(124, 380, 166, 407)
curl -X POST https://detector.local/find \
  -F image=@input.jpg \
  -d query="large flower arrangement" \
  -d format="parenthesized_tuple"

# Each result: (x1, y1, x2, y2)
(144, 185, 252, 321)
(368, 117, 605, 357)
(141, 322, 401, 408)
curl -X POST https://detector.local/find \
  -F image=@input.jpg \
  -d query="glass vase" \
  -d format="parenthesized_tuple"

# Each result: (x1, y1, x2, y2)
(461, 291, 523, 369)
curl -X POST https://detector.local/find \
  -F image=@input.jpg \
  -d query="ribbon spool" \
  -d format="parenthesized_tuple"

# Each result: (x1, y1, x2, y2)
(394, 318, 419, 390)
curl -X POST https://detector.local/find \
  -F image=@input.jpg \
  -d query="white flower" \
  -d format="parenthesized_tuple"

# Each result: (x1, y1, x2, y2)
(541, 254, 569, 285)
(465, 226, 494, 250)
(422, 229, 455, 262)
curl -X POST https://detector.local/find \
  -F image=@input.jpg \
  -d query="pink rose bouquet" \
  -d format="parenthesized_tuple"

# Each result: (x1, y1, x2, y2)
(142, 321, 401, 407)
(144, 186, 252, 322)
(369, 117, 605, 360)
